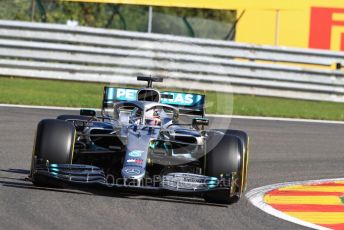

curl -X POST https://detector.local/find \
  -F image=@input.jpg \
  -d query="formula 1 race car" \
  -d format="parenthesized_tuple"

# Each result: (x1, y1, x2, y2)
(29, 76, 249, 204)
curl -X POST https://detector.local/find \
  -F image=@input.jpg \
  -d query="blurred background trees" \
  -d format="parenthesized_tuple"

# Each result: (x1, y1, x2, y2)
(0, 0, 236, 40)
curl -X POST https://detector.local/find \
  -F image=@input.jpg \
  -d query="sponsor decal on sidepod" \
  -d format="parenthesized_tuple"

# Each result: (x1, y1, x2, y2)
(128, 150, 143, 157)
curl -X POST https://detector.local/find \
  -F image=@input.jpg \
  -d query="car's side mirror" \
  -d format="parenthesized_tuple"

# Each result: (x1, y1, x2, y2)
(192, 117, 209, 130)
(80, 109, 96, 117)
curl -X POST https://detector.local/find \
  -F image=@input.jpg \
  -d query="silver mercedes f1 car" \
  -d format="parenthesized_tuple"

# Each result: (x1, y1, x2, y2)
(29, 76, 249, 204)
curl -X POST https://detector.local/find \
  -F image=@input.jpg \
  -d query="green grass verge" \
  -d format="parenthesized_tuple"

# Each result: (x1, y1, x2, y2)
(2, 76, 344, 121)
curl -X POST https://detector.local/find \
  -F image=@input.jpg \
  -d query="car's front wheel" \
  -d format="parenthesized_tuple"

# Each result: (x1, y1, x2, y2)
(30, 119, 76, 186)
(203, 132, 245, 204)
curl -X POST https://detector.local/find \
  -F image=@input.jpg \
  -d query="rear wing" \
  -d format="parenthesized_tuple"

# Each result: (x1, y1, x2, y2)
(160, 91, 205, 116)
(102, 87, 205, 116)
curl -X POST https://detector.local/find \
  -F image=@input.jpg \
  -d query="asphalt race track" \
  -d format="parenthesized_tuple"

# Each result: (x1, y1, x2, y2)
(1, 106, 344, 230)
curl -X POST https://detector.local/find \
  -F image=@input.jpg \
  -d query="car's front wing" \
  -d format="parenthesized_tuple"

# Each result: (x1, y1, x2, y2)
(31, 164, 237, 197)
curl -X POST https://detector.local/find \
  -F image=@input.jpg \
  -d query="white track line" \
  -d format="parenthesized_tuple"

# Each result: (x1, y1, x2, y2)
(246, 178, 344, 230)
(2, 103, 344, 124)
(211, 114, 344, 124)
(0, 104, 91, 111)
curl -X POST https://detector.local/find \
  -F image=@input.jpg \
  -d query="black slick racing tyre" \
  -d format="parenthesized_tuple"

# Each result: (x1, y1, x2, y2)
(215, 129, 249, 192)
(204, 133, 244, 204)
(30, 119, 76, 186)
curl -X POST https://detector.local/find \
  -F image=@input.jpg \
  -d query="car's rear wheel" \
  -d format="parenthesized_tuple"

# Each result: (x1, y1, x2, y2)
(203, 132, 245, 204)
(30, 119, 76, 186)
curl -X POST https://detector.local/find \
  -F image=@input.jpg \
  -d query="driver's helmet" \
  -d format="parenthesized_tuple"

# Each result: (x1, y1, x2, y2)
(145, 108, 161, 126)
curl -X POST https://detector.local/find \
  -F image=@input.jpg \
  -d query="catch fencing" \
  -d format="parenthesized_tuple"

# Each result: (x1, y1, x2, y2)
(0, 20, 343, 102)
